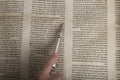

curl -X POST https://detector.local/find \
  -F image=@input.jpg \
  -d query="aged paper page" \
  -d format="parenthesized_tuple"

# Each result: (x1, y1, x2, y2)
(64, 0, 118, 80)
(0, 0, 119, 80)
(24, 0, 65, 80)
(0, 0, 24, 80)
(0, 0, 65, 80)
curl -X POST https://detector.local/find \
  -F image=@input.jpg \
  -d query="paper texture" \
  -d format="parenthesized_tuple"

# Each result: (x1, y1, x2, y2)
(115, 0, 120, 79)
(0, 0, 119, 80)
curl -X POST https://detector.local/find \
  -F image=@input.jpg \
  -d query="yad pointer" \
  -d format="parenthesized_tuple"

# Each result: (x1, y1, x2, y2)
(51, 23, 64, 72)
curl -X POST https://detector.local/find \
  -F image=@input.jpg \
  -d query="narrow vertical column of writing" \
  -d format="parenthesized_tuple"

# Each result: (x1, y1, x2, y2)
(115, 0, 120, 79)
(0, 0, 24, 80)
(72, 0, 109, 80)
(29, 0, 65, 80)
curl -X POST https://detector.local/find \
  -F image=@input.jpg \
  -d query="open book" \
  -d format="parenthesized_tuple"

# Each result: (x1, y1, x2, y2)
(0, 0, 120, 80)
